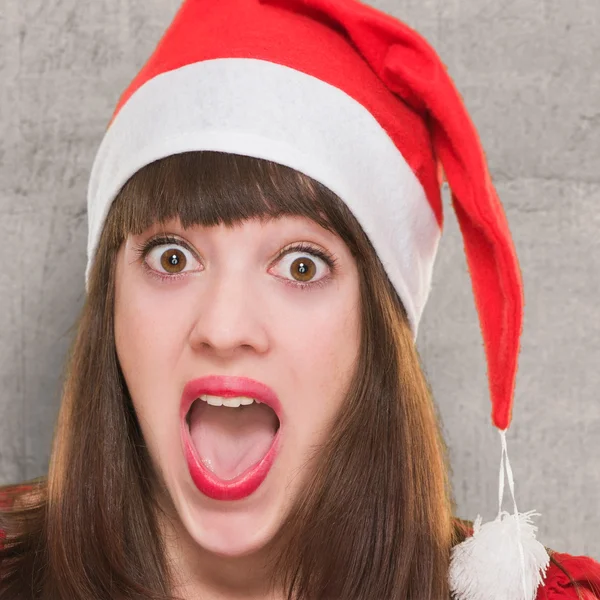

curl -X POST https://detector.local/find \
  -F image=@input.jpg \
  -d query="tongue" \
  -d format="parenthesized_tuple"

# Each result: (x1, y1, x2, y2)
(188, 401, 278, 481)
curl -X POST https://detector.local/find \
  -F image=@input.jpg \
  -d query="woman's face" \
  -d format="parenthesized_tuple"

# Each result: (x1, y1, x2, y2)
(114, 213, 361, 558)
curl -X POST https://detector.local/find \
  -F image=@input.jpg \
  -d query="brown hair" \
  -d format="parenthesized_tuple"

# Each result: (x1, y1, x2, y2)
(0, 151, 578, 599)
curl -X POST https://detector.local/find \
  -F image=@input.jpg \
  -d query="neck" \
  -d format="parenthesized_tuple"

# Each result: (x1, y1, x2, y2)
(159, 513, 284, 600)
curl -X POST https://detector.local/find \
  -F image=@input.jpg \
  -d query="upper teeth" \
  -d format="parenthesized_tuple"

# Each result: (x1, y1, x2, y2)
(197, 394, 259, 408)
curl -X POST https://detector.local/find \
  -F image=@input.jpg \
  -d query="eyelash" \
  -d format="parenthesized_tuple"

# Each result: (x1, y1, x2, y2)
(132, 235, 339, 290)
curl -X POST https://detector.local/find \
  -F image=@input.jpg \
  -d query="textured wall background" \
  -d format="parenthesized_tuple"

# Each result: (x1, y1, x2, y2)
(1, 0, 599, 557)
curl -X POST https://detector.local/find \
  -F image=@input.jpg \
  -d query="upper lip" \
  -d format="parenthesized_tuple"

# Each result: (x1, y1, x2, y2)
(180, 375, 283, 423)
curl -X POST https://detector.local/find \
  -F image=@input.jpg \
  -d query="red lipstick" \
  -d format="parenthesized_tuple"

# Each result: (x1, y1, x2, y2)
(180, 375, 282, 501)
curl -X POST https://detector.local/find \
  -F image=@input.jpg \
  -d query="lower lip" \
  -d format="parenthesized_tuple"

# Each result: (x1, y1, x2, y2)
(181, 419, 281, 501)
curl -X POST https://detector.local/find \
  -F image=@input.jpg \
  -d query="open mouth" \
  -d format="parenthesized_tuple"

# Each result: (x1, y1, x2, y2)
(185, 395, 281, 482)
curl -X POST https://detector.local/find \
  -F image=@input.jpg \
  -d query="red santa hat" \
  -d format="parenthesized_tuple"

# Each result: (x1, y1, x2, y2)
(86, 0, 550, 597)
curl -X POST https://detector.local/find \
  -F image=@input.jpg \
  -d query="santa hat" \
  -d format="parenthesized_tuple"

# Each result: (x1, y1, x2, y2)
(87, 0, 550, 597)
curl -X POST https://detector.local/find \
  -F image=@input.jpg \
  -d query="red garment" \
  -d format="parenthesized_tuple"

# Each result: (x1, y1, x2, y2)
(536, 551, 600, 600)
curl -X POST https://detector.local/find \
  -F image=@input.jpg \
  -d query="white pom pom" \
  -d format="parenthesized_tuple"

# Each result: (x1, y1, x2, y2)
(449, 430, 553, 600)
(449, 509, 550, 600)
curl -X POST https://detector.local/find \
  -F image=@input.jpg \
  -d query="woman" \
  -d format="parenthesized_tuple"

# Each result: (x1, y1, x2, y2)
(1, 0, 599, 598)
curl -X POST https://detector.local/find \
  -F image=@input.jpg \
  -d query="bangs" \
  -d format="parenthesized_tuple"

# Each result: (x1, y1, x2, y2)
(111, 151, 355, 246)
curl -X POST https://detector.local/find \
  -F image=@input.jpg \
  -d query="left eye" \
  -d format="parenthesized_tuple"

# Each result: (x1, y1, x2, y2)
(145, 244, 200, 275)
(272, 251, 329, 284)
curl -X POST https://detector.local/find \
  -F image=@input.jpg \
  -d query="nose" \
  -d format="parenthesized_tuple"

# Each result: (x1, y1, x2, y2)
(188, 269, 269, 358)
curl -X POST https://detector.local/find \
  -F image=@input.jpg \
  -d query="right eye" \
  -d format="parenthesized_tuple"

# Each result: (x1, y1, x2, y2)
(145, 243, 201, 276)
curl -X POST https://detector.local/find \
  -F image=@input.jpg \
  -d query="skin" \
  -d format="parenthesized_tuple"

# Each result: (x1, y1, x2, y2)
(114, 214, 361, 599)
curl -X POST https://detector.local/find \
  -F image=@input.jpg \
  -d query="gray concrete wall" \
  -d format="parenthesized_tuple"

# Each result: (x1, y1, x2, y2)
(1, 0, 598, 557)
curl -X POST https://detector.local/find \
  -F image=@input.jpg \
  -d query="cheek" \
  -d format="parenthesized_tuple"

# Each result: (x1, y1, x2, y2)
(113, 273, 190, 436)
(115, 272, 194, 376)
(275, 291, 360, 436)
(113, 276, 200, 487)
(115, 285, 167, 384)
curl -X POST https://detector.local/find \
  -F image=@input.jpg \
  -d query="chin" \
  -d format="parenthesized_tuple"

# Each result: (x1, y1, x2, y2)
(176, 472, 289, 558)
(186, 512, 278, 558)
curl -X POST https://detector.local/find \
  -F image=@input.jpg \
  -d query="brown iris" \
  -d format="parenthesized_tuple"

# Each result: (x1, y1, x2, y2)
(291, 256, 316, 282)
(160, 248, 187, 273)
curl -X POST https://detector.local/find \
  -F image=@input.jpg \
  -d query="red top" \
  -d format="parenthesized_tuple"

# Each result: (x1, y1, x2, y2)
(537, 552, 600, 599)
